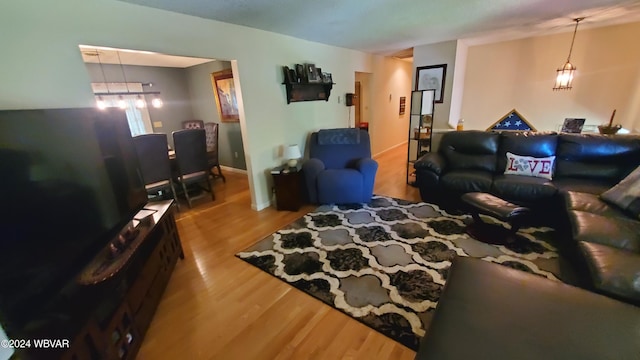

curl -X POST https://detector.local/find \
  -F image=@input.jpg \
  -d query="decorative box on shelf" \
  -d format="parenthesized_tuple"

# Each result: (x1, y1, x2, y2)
(414, 127, 431, 139)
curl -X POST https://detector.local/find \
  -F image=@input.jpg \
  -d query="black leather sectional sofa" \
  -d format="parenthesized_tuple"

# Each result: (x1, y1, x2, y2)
(414, 130, 640, 304)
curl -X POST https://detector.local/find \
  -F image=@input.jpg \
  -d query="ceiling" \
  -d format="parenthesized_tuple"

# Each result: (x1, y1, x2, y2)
(117, 0, 640, 55)
(79, 45, 214, 67)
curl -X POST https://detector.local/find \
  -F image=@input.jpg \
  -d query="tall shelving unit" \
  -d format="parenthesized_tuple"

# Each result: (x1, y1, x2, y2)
(407, 89, 435, 185)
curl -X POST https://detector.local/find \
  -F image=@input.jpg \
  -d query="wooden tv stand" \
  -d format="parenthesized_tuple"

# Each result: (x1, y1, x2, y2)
(62, 200, 183, 360)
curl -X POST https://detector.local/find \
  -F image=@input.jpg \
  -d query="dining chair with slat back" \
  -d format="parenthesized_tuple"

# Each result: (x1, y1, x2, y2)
(182, 120, 204, 129)
(172, 129, 215, 208)
(133, 133, 180, 210)
(204, 122, 225, 182)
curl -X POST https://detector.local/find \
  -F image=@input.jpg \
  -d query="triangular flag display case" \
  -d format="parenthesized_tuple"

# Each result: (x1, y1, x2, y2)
(487, 109, 537, 132)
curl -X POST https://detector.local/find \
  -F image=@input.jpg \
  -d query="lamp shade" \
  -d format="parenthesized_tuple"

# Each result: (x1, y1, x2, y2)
(284, 144, 301, 168)
(284, 144, 301, 160)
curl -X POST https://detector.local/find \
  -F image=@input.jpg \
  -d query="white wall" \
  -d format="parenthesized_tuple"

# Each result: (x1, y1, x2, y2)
(0, 0, 372, 210)
(460, 21, 640, 132)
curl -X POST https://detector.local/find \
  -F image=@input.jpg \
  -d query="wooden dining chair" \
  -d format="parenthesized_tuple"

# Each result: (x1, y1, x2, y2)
(204, 122, 225, 182)
(172, 129, 215, 208)
(182, 120, 204, 129)
(133, 133, 180, 210)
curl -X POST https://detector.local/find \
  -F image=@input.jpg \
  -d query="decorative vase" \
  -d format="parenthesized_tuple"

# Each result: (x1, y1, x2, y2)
(597, 125, 621, 135)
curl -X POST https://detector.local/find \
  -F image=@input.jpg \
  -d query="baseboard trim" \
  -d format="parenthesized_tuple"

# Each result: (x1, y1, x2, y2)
(221, 165, 247, 175)
(373, 141, 408, 158)
(252, 200, 272, 211)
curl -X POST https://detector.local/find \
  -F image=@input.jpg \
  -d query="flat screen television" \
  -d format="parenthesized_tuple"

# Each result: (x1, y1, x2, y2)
(0, 108, 148, 336)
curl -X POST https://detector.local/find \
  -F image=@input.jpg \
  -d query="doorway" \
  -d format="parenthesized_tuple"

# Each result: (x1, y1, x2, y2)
(78, 45, 247, 171)
(354, 72, 372, 131)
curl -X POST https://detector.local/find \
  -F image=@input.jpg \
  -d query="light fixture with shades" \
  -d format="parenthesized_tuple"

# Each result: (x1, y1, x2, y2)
(553, 17, 584, 91)
(91, 49, 164, 109)
(284, 144, 302, 168)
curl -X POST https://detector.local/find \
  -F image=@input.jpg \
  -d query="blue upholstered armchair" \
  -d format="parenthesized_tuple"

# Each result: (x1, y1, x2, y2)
(303, 128, 378, 204)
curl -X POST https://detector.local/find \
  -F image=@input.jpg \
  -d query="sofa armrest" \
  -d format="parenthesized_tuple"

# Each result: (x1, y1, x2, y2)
(414, 152, 447, 175)
(302, 158, 325, 204)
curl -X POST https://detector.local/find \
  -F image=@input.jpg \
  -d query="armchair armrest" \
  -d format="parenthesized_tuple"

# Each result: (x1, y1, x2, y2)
(414, 152, 447, 176)
(355, 157, 378, 201)
(354, 157, 378, 176)
(302, 158, 325, 203)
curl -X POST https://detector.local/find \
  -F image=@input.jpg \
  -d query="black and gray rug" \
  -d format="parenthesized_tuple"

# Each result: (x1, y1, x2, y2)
(236, 195, 561, 350)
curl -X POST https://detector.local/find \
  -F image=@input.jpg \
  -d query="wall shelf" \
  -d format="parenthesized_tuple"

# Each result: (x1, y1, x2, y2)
(282, 65, 334, 104)
(282, 82, 334, 104)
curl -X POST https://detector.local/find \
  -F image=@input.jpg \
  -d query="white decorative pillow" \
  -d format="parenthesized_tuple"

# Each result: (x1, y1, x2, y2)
(504, 152, 555, 180)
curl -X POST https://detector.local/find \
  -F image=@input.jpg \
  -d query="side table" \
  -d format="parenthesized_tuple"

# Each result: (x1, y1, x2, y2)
(272, 165, 302, 211)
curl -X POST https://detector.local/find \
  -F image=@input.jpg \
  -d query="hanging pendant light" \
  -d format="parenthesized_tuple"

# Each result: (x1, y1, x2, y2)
(151, 96, 163, 108)
(96, 96, 107, 110)
(553, 18, 584, 91)
(117, 95, 127, 109)
(96, 51, 111, 110)
(85, 45, 164, 109)
(135, 95, 146, 108)
(117, 51, 133, 109)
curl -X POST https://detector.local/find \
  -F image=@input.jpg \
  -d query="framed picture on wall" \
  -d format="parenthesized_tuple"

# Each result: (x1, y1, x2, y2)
(211, 69, 240, 122)
(305, 63, 321, 83)
(416, 64, 447, 103)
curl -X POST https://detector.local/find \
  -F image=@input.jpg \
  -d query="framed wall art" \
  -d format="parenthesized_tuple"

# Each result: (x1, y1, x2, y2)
(211, 69, 239, 122)
(305, 63, 321, 83)
(415, 64, 447, 103)
(399, 96, 406, 115)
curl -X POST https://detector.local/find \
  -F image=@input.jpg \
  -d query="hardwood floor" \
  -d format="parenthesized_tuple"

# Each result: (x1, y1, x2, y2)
(138, 143, 420, 359)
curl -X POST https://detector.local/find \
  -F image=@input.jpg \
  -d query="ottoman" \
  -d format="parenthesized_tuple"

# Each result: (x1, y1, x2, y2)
(415, 257, 640, 360)
(461, 192, 531, 245)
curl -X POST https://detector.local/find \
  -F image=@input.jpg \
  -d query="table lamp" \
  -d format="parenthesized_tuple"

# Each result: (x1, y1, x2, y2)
(284, 144, 302, 168)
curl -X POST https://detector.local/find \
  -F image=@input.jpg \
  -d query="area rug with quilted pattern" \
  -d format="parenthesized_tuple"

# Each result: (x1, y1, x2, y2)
(236, 195, 562, 350)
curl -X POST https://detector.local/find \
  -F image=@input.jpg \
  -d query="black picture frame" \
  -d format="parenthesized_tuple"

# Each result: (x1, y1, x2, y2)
(288, 69, 298, 83)
(295, 64, 305, 83)
(322, 72, 332, 84)
(561, 118, 586, 133)
(282, 66, 294, 83)
(306, 63, 320, 83)
(416, 64, 447, 103)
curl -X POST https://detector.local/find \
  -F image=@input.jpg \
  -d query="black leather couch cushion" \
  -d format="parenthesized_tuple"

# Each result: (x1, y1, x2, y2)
(562, 191, 628, 217)
(492, 174, 557, 202)
(496, 132, 558, 175)
(551, 177, 615, 195)
(415, 257, 640, 360)
(440, 130, 499, 172)
(568, 210, 640, 252)
(412, 152, 445, 175)
(578, 241, 640, 303)
(556, 134, 640, 181)
(441, 170, 493, 193)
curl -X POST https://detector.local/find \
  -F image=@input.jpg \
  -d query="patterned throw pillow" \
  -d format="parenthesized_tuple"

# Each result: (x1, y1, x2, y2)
(504, 152, 555, 180)
(601, 165, 640, 219)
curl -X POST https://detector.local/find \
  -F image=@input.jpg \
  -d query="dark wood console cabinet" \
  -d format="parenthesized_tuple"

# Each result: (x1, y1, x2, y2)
(56, 200, 182, 360)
